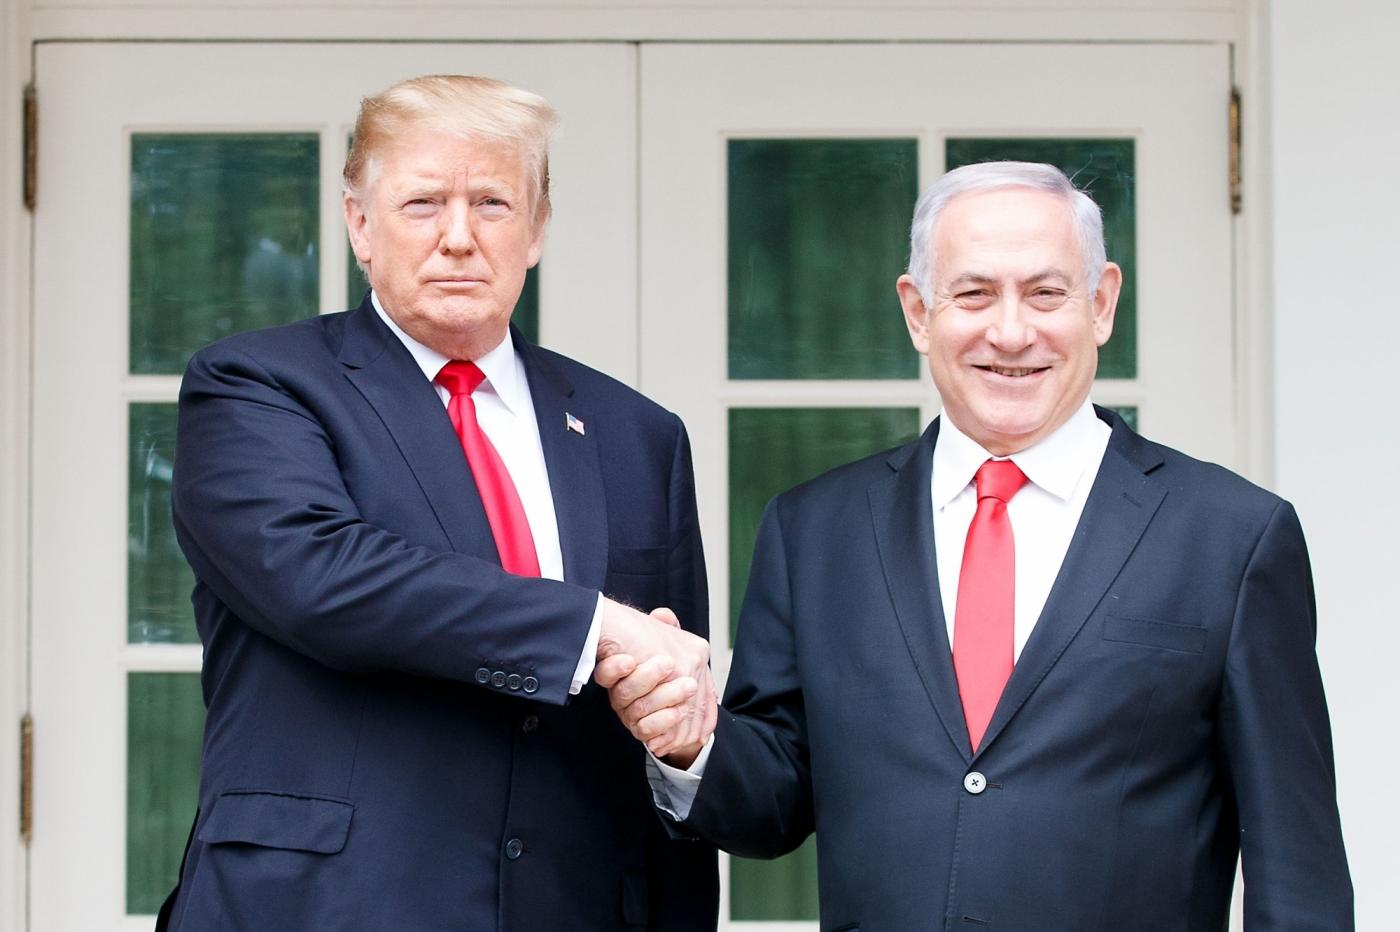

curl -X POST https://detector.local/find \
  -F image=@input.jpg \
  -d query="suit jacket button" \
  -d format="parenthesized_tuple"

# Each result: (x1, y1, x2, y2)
(491, 671, 507, 688)
(505, 838, 524, 860)
(475, 667, 491, 685)
(964, 771, 987, 795)
(521, 715, 539, 734)
(522, 676, 539, 694)
(506, 673, 523, 691)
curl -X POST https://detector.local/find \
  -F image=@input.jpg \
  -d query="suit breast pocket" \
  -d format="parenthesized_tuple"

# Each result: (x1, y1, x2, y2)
(1102, 615, 1207, 654)
(604, 545, 667, 609)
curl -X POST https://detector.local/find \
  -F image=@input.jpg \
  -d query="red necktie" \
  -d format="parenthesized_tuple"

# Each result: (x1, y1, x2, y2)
(953, 459, 1028, 752)
(435, 361, 541, 577)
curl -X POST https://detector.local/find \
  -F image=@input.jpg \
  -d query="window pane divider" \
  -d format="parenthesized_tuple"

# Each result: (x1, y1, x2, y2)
(721, 380, 928, 405)
(122, 375, 183, 401)
(122, 644, 203, 673)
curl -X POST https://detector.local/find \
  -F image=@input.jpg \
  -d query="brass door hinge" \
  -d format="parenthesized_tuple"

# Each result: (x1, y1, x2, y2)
(20, 713, 33, 844)
(23, 83, 36, 212)
(1229, 87, 1242, 215)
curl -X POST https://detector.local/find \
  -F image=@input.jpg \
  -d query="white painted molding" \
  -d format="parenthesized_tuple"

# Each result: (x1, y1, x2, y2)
(1, 0, 34, 926)
(30, 1, 1240, 42)
(1233, 0, 1275, 490)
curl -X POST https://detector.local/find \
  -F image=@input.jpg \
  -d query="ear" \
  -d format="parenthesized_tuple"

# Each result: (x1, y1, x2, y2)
(896, 274, 932, 355)
(526, 215, 547, 269)
(1090, 262, 1122, 347)
(344, 192, 372, 266)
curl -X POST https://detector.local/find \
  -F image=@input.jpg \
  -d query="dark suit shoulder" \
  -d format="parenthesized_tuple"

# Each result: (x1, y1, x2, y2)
(1102, 416, 1303, 561)
(185, 311, 349, 371)
(1122, 425, 1289, 524)
(529, 344, 683, 432)
(765, 438, 917, 531)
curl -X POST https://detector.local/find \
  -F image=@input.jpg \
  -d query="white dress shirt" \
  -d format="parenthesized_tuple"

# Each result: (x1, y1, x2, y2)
(372, 293, 602, 693)
(649, 399, 1111, 817)
(933, 400, 1109, 659)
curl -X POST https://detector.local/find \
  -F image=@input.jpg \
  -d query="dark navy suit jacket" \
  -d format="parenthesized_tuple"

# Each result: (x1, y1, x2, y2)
(683, 409, 1351, 931)
(160, 298, 717, 931)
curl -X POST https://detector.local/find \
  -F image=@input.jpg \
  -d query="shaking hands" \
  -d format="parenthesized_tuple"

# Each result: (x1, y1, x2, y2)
(594, 600, 717, 769)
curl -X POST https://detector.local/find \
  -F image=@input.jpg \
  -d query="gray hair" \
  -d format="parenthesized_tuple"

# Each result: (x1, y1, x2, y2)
(344, 74, 557, 224)
(907, 161, 1107, 303)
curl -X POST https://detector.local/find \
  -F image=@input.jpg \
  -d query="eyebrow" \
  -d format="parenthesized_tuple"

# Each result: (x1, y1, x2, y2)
(946, 268, 1076, 289)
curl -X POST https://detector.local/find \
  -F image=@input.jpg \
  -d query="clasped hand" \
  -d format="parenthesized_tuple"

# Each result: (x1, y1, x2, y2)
(594, 600, 716, 768)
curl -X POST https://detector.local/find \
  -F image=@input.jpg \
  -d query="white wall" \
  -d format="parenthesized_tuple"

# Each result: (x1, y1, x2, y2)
(1270, 0, 1400, 925)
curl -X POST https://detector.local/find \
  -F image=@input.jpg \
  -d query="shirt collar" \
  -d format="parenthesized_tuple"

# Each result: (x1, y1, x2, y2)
(932, 399, 1105, 509)
(371, 290, 529, 416)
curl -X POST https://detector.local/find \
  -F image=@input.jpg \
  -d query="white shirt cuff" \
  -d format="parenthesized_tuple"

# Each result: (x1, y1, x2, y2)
(569, 594, 605, 695)
(644, 734, 714, 821)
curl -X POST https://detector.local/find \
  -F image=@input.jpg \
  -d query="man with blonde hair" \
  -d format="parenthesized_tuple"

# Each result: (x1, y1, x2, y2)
(158, 74, 718, 931)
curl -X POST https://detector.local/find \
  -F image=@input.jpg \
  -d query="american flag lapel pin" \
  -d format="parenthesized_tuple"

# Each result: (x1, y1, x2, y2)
(566, 412, 586, 436)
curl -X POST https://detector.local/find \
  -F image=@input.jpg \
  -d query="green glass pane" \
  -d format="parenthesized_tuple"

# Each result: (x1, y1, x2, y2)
(729, 139, 920, 380)
(731, 835, 819, 920)
(127, 672, 204, 915)
(1107, 404, 1139, 432)
(729, 407, 921, 641)
(129, 404, 197, 644)
(131, 133, 319, 374)
(346, 249, 539, 345)
(945, 138, 1137, 379)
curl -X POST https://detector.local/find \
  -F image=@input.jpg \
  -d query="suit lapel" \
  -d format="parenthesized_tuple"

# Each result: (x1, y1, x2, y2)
(338, 300, 497, 562)
(870, 419, 973, 764)
(516, 331, 609, 591)
(974, 410, 1167, 756)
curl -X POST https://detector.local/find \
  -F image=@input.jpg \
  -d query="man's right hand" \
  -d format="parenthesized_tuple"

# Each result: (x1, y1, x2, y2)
(595, 601, 716, 765)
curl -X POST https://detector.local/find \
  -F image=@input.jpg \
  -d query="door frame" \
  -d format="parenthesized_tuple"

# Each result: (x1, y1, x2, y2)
(1, 4, 1272, 929)
(2, 0, 34, 930)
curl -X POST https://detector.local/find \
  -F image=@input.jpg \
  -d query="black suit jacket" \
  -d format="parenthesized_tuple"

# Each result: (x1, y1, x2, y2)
(683, 409, 1350, 931)
(160, 298, 717, 931)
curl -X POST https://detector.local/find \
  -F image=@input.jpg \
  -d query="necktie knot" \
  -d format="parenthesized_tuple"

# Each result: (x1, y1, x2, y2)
(436, 360, 486, 397)
(975, 459, 1028, 504)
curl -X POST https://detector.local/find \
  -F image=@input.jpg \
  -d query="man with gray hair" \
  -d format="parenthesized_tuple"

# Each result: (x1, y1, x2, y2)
(158, 74, 717, 930)
(607, 161, 1352, 929)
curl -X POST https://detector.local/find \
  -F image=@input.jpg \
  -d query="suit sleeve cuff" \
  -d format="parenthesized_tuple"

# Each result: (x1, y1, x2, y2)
(644, 735, 714, 821)
(569, 594, 605, 695)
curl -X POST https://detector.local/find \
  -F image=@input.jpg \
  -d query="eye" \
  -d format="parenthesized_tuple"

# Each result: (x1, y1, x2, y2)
(1027, 287, 1069, 310)
(954, 289, 995, 309)
(401, 198, 438, 217)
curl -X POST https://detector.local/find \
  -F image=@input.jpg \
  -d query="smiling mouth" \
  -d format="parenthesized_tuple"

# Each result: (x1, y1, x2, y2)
(978, 364, 1049, 377)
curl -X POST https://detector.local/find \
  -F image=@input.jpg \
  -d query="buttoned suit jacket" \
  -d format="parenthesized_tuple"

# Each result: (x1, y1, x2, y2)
(682, 408, 1351, 931)
(159, 297, 717, 931)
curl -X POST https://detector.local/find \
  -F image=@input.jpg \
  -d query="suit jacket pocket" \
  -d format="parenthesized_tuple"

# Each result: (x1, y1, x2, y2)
(1103, 615, 1207, 654)
(607, 545, 667, 577)
(198, 790, 354, 854)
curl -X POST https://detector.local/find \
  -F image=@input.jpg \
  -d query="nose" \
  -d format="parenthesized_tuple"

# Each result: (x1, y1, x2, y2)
(985, 295, 1036, 351)
(439, 199, 475, 255)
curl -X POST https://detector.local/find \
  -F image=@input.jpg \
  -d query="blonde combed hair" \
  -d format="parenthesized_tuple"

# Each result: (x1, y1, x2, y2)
(343, 74, 557, 224)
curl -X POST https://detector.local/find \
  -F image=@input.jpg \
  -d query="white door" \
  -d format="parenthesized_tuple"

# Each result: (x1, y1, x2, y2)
(29, 41, 637, 930)
(638, 43, 1235, 929)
